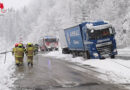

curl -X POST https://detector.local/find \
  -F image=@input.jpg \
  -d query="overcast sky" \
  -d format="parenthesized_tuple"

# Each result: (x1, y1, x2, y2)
(2, 0, 31, 10)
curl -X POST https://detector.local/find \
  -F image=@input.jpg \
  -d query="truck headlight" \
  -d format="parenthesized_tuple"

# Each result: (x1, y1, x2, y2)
(93, 53, 98, 57)
(113, 49, 117, 52)
(47, 46, 51, 48)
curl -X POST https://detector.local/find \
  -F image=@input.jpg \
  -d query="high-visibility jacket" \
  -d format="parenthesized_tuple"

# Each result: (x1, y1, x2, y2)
(12, 47, 17, 56)
(26, 47, 34, 56)
(16, 47, 24, 57)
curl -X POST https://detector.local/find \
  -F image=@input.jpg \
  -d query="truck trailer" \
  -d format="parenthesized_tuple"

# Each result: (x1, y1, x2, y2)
(60, 21, 117, 59)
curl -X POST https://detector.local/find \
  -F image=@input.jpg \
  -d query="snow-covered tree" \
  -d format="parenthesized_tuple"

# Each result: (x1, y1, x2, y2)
(1, 0, 130, 50)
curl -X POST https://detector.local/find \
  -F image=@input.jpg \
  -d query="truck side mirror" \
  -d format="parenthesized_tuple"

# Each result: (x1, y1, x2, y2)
(111, 27, 116, 35)
(113, 28, 116, 35)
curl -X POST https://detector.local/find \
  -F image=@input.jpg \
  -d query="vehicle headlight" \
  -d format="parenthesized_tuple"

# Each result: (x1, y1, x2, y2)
(113, 49, 117, 52)
(47, 46, 50, 48)
(93, 53, 98, 57)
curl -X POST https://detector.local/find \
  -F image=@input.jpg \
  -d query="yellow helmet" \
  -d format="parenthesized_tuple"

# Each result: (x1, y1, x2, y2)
(28, 43, 32, 45)
(18, 44, 22, 47)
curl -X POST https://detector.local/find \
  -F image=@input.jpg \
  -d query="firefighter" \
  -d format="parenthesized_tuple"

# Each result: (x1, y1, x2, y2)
(12, 43, 19, 65)
(15, 44, 24, 66)
(26, 43, 35, 67)
(19, 43, 26, 60)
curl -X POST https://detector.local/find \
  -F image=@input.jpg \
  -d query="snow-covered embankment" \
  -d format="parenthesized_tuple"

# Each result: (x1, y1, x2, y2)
(0, 52, 16, 90)
(43, 48, 130, 87)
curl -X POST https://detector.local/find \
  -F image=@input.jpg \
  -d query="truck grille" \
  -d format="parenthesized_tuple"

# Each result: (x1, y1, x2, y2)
(96, 43, 113, 55)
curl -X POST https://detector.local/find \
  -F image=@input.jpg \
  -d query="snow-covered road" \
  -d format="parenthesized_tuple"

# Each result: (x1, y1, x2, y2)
(44, 47, 130, 89)
(0, 47, 130, 90)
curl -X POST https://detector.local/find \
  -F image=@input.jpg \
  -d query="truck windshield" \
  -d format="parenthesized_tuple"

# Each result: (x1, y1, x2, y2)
(45, 38, 57, 42)
(88, 27, 114, 40)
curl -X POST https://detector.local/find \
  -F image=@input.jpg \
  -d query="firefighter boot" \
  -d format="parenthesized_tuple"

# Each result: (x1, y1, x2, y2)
(16, 63, 20, 67)
(31, 60, 33, 67)
(28, 62, 30, 66)
(31, 63, 33, 67)
(16, 59, 20, 67)
(27, 59, 31, 66)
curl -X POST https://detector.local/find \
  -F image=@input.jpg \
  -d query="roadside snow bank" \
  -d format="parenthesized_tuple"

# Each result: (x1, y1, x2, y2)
(83, 59, 130, 84)
(0, 52, 16, 90)
(44, 49, 130, 84)
(118, 47, 130, 56)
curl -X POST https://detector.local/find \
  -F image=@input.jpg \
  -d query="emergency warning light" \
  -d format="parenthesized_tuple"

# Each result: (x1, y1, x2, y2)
(0, 3, 4, 9)
(0, 2, 6, 16)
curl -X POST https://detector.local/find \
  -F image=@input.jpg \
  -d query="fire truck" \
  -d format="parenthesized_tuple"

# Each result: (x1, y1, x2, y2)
(39, 36, 59, 51)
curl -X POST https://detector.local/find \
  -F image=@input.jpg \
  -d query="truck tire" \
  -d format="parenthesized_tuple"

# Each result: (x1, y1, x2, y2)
(55, 48, 58, 51)
(83, 52, 87, 59)
(72, 52, 76, 58)
(87, 51, 90, 59)
(76, 52, 79, 56)
(111, 55, 115, 59)
(62, 48, 70, 54)
(62, 49, 67, 54)
(83, 51, 90, 59)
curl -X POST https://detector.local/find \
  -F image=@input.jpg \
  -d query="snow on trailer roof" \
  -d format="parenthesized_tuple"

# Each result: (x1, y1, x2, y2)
(63, 21, 112, 30)
(86, 23, 112, 30)
(44, 36, 57, 39)
(86, 21, 112, 30)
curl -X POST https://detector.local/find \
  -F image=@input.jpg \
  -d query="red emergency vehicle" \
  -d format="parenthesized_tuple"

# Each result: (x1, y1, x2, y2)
(39, 36, 59, 51)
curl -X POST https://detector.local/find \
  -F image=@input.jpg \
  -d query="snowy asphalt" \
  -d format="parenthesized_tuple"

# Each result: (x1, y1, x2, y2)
(12, 53, 127, 90)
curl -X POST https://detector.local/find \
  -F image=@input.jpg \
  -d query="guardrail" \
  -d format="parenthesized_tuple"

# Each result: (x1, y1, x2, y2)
(0, 50, 12, 64)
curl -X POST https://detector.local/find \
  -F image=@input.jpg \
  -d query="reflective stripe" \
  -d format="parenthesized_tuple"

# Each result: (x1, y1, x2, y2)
(16, 59, 19, 64)
(16, 48, 24, 57)
(13, 48, 17, 56)
(26, 47, 34, 56)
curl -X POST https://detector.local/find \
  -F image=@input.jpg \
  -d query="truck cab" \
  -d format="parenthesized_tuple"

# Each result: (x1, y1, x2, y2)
(82, 21, 117, 59)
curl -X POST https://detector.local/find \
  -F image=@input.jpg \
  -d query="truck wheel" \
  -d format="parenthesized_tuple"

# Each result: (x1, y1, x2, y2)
(62, 50, 66, 54)
(83, 52, 88, 59)
(76, 52, 79, 56)
(72, 52, 76, 58)
(83, 51, 90, 59)
(55, 48, 58, 51)
(63, 48, 70, 54)
(111, 55, 115, 59)
(87, 51, 90, 59)
(83, 52, 87, 59)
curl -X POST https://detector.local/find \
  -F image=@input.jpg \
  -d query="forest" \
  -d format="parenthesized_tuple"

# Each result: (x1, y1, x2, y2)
(0, 0, 130, 51)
